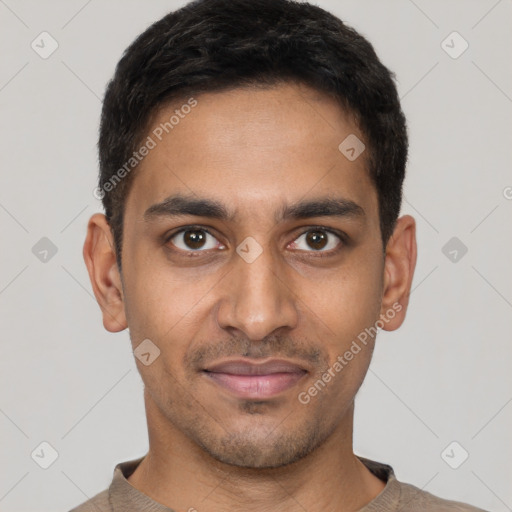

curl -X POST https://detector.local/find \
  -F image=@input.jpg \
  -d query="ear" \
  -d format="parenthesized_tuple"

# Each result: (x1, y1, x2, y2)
(380, 215, 417, 331)
(83, 213, 127, 332)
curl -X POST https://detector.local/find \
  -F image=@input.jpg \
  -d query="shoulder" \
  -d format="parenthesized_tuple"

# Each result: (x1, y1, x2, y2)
(398, 481, 489, 512)
(68, 488, 111, 512)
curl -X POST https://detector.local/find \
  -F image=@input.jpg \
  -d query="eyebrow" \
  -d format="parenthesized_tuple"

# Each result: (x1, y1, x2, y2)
(143, 194, 365, 223)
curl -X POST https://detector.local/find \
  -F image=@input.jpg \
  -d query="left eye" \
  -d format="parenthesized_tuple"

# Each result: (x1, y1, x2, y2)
(169, 228, 224, 251)
(289, 229, 341, 252)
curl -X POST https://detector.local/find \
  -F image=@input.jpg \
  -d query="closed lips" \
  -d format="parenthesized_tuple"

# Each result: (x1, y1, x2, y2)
(202, 358, 309, 399)
(203, 359, 307, 375)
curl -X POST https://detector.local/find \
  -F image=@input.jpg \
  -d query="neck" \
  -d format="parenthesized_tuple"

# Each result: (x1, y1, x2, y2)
(128, 393, 385, 512)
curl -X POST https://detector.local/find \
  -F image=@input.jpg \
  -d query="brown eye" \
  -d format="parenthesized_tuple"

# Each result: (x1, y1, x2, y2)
(306, 231, 328, 250)
(183, 229, 206, 249)
(290, 229, 342, 252)
(169, 228, 222, 251)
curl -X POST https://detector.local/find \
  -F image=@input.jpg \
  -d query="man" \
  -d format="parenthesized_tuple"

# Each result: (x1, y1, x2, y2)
(73, 0, 488, 510)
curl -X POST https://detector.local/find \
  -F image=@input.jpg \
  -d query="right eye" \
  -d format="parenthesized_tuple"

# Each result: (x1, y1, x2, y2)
(167, 227, 225, 252)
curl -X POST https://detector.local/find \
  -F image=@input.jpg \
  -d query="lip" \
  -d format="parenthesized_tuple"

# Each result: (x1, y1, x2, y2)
(202, 358, 308, 399)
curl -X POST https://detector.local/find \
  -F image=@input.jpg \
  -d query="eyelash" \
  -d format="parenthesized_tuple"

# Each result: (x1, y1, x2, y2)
(164, 224, 347, 257)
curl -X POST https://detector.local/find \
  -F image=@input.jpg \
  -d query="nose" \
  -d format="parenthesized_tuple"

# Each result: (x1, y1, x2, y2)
(216, 244, 299, 341)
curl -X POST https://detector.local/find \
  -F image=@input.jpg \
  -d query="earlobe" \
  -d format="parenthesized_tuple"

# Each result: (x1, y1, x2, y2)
(380, 215, 417, 331)
(83, 213, 127, 332)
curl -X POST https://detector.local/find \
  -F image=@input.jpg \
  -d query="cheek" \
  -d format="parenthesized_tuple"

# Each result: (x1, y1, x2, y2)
(122, 274, 203, 395)
(121, 263, 224, 397)
(300, 278, 381, 413)
(122, 251, 215, 340)
(300, 258, 383, 347)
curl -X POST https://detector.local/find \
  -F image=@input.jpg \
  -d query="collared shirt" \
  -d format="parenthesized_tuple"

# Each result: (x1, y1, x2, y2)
(69, 456, 488, 512)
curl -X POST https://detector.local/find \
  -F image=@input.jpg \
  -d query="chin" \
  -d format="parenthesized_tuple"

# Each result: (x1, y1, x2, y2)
(194, 422, 324, 469)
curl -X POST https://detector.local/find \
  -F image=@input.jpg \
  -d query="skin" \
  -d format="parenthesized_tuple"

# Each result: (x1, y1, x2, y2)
(83, 82, 417, 512)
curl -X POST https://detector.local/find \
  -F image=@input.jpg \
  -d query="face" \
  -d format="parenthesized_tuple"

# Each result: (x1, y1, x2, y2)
(84, 82, 416, 469)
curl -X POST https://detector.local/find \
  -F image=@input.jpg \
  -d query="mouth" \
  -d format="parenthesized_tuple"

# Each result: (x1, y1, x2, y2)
(202, 358, 308, 399)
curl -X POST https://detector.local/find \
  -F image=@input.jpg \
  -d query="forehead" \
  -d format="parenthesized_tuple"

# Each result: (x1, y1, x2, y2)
(124, 82, 377, 224)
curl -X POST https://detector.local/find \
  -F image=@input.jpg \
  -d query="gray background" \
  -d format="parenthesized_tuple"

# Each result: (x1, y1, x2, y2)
(0, 0, 511, 511)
